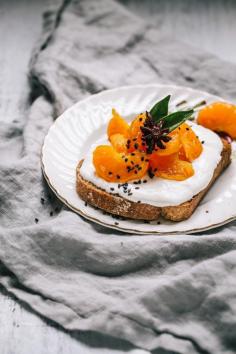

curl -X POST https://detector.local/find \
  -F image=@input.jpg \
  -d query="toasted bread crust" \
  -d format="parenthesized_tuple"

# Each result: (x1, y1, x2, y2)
(76, 138, 231, 221)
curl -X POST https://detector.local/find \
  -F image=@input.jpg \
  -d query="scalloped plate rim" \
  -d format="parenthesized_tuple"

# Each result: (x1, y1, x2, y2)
(41, 84, 236, 235)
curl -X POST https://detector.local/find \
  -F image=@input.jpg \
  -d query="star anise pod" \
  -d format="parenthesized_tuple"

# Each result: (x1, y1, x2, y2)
(140, 112, 172, 154)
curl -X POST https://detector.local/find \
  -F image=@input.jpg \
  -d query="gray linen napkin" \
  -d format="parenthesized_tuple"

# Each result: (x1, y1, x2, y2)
(1, 0, 236, 353)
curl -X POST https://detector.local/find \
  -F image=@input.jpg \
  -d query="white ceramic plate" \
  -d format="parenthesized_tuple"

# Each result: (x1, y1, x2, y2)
(41, 84, 236, 234)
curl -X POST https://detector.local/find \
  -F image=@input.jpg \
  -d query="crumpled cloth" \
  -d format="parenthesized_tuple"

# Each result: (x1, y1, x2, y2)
(0, 0, 236, 353)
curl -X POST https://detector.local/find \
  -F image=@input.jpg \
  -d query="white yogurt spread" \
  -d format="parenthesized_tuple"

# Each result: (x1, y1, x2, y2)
(80, 121, 223, 207)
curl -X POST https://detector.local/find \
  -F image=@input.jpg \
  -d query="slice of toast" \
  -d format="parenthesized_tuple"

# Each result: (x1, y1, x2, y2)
(76, 138, 231, 221)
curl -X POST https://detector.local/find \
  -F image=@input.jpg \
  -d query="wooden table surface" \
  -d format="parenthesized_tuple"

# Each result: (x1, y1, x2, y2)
(1, 1, 236, 353)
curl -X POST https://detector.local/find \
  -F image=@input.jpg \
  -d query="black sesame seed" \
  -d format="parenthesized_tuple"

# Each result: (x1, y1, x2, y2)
(131, 153, 135, 156)
(131, 161, 134, 165)
(84, 202, 88, 207)
(144, 220, 150, 224)
(117, 175, 120, 179)
(141, 156, 144, 161)
(157, 221, 161, 225)
(35, 218, 39, 223)
(186, 128, 190, 131)
(110, 187, 114, 191)
(134, 171, 138, 174)
(127, 139, 131, 144)
(115, 222, 119, 226)
(128, 193, 132, 196)
(108, 171, 112, 175)
(134, 143, 139, 149)
(50, 211, 53, 216)
(40, 198, 45, 204)
(135, 187, 140, 190)
(132, 138, 137, 141)
(137, 201, 141, 203)
(139, 118, 143, 122)
(145, 159, 149, 162)
(206, 210, 209, 213)
(148, 169, 155, 178)
(125, 158, 128, 162)
(201, 141, 205, 144)
(143, 180, 147, 183)
(118, 184, 121, 188)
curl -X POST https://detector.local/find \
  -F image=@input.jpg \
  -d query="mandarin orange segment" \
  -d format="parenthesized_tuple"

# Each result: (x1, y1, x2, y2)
(127, 132, 144, 153)
(149, 153, 194, 181)
(93, 145, 148, 183)
(178, 123, 203, 162)
(155, 130, 181, 156)
(107, 109, 129, 139)
(110, 133, 127, 153)
(197, 102, 236, 139)
(128, 112, 147, 152)
(178, 146, 188, 161)
(129, 113, 146, 137)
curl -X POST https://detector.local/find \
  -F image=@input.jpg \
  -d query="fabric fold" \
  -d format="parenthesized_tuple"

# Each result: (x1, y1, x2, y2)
(1, 0, 236, 353)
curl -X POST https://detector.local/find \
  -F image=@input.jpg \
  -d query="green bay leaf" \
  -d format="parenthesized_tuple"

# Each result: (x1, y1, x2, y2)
(150, 95, 170, 122)
(162, 110, 194, 132)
